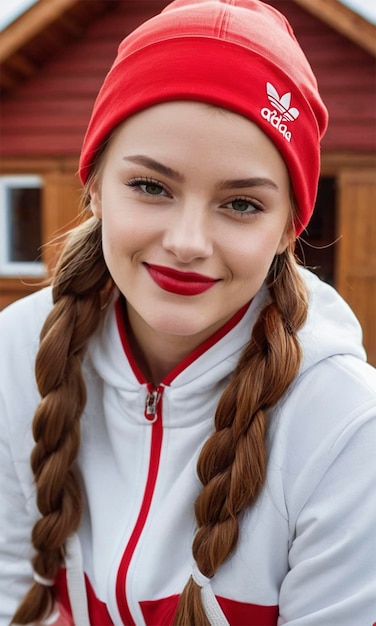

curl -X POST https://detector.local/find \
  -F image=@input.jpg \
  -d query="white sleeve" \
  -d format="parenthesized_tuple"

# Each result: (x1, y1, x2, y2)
(0, 294, 46, 624)
(0, 393, 35, 624)
(278, 402, 376, 625)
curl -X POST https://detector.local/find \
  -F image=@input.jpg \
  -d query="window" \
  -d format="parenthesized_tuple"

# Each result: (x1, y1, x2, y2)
(0, 176, 44, 276)
(296, 176, 337, 286)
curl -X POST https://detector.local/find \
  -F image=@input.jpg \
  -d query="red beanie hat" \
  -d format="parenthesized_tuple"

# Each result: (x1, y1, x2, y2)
(79, 0, 328, 234)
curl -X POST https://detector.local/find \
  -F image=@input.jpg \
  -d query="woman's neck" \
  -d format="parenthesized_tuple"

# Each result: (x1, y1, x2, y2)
(125, 304, 207, 385)
(123, 299, 251, 386)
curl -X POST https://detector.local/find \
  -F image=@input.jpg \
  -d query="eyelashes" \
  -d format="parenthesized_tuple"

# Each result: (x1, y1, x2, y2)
(125, 177, 265, 217)
(126, 177, 169, 197)
(222, 197, 264, 216)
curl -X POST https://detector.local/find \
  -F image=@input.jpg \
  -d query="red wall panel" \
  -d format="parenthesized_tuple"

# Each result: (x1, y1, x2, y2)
(1, 0, 375, 157)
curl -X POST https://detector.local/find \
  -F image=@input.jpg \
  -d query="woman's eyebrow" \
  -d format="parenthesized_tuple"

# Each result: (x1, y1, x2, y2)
(217, 177, 279, 191)
(123, 155, 184, 182)
(123, 155, 279, 192)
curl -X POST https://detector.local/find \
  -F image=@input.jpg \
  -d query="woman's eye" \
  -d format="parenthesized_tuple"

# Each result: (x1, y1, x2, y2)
(141, 182, 165, 195)
(231, 199, 252, 212)
(126, 178, 168, 197)
(224, 198, 263, 215)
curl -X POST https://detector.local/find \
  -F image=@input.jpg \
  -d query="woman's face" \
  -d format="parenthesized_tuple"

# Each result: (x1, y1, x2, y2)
(90, 102, 293, 350)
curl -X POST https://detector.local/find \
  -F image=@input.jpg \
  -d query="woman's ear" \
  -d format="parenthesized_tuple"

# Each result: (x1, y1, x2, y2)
(88, 179, 102, 219)
(276, 222, 295, 255)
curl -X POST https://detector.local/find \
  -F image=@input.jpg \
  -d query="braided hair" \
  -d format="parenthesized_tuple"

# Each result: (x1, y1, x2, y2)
(12, 215, 112, 623)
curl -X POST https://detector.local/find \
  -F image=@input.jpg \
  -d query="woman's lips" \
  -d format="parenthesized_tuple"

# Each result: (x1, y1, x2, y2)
(145, 263, 218, 296)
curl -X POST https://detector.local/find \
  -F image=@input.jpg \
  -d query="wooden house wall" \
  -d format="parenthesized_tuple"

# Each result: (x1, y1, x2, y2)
(1, 0, 375, 157)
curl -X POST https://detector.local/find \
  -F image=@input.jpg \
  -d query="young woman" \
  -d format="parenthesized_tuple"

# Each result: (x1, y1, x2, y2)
(1, 1, 375, 625)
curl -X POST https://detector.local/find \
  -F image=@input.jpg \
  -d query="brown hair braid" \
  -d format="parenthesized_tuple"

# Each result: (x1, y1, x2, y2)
(12, 216, 112, 624)
(174, 245, 308, 626)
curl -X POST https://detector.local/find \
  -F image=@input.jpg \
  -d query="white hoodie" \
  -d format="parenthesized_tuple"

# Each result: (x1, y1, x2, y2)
(0, 269, 375, 626)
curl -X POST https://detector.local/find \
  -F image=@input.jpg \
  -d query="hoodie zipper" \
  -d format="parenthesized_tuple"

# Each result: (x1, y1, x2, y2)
(145, 388, 161, 421)
(115, 384, 164, 625)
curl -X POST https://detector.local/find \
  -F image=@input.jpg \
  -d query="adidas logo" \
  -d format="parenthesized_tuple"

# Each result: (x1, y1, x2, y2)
(261, 82, 300, 143)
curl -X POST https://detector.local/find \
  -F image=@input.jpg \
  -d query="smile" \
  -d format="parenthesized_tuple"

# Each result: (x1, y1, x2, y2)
(145, 264, 218, 296)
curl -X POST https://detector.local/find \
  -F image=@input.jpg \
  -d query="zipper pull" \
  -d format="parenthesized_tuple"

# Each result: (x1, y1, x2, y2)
(145, 389, 161, 420)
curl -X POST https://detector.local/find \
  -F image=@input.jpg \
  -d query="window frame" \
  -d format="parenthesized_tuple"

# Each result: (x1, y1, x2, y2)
(0, 175, 45, 276)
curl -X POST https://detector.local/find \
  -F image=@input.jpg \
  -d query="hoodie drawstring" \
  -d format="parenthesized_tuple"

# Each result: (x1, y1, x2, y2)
(192, 562, 230, 626)
(65, 533, 91, 626)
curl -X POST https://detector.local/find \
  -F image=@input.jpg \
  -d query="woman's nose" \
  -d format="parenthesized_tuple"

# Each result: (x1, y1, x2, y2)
(162, 202, 213, 263)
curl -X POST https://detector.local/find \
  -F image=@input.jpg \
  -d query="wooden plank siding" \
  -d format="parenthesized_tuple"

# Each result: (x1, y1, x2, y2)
(336, 169, 376, 365)
(0, 0, 117, 93)
(1, 0, 375, 158)
(0, 2, 162, 157)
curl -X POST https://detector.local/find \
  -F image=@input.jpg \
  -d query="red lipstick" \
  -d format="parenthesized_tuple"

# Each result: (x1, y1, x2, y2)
(145, 264, 218, 296)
